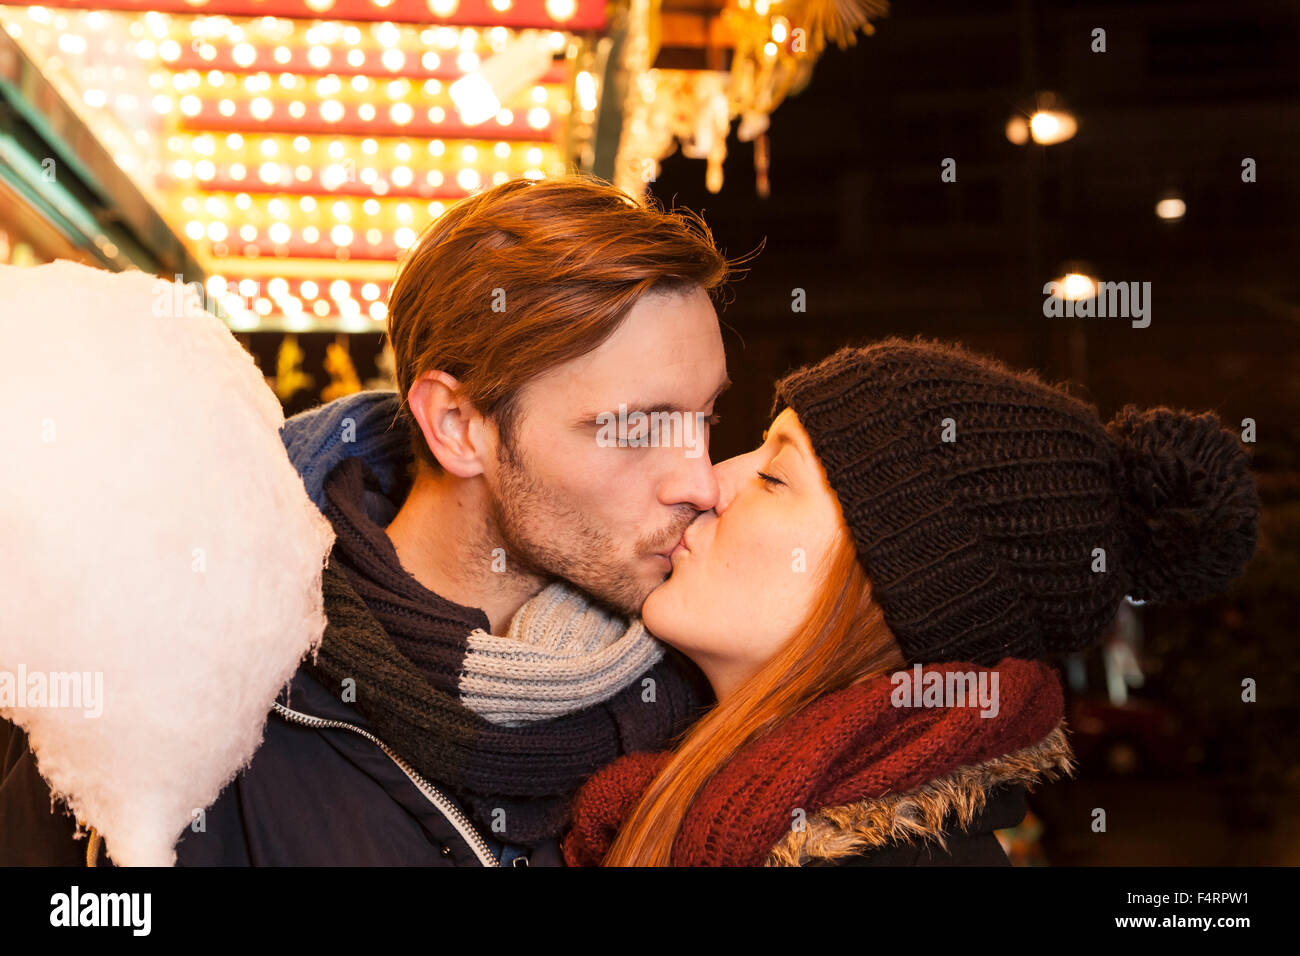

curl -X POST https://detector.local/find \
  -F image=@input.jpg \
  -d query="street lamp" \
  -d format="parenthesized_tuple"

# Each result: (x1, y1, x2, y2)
(1006, 92, 1078, 146)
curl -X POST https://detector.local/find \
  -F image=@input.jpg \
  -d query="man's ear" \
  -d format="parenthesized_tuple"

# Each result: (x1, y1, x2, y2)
(407, 370, 489, 478)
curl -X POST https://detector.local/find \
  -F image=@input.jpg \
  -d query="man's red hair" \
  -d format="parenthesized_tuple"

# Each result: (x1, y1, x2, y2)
(386, 175, 735, 468)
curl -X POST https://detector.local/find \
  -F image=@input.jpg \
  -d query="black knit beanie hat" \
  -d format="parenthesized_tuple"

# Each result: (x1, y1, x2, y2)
(771, 336, 1260, 667)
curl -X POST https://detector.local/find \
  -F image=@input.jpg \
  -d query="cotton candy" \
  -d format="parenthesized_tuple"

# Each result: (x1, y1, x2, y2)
(0, 261, 334, 866)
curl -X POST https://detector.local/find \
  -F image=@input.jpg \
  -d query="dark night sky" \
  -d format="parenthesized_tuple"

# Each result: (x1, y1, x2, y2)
(647, 0, 1300, 461)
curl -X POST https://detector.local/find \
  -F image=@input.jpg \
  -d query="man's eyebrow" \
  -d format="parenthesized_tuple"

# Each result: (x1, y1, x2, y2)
(573, 375, 732, 425)
(629, 375, 731, 415)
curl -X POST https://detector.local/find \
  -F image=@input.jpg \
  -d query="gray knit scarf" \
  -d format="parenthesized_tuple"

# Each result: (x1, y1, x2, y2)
(462, 585, 665, 725)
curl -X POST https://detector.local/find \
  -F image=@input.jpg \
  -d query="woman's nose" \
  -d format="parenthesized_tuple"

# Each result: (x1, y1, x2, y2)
(712, 452, 749, 514)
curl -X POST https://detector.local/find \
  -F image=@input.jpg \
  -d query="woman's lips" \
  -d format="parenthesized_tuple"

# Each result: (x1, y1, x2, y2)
(654, 522, 695, 569)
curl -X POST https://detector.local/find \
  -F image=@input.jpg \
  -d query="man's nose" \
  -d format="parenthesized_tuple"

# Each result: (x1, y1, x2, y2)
(659, 448, 720, 513)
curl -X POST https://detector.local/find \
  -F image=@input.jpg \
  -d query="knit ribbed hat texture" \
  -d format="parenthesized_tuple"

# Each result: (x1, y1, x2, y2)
(772, 337, 1260, 666)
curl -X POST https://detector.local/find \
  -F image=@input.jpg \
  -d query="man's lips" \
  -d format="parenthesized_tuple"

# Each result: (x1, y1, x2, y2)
(653, 519, 696, 566)
(652, 538, 689, 568)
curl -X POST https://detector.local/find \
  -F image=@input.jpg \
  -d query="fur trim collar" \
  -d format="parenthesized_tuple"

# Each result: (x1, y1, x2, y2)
(765, 721, 1075, 866)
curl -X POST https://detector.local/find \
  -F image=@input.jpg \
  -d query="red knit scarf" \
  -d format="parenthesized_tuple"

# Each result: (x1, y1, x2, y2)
(563, 658, 1064, 866)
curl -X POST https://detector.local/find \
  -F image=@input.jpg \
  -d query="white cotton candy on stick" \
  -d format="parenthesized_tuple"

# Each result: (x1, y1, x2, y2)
(0, 260, 334, 866)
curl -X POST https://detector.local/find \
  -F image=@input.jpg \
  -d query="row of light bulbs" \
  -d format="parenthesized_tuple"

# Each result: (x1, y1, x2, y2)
(184, 220, 422, 249)
(208, 276, 391, 328)
(200, 45, 488, 73)
(9, 14, 570, 64)
(22, 3, 582, 30)
(218, 276, 387, 301)
(160, 94, 554, 128)
(173, 133, 548, 165)
(178, 167, 545, 247)
(243, 296, 385, 328)
(246, 295, 385, 323)
(164, 71, 556, 101)
(183, 194, 442, 220)
(180, 22, 568, 57)
(171, 161, 543, 190)
(297, 0, 579, 19)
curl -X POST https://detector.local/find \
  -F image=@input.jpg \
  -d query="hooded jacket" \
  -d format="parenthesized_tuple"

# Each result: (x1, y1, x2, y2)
(768, 725, 1073, 866)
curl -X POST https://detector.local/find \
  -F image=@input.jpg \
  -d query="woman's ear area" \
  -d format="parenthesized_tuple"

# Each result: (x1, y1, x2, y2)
(407, 369, 492, 478)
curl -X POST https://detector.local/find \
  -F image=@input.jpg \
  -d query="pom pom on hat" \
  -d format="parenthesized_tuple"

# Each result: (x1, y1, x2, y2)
(1106, 405, 1259, 605)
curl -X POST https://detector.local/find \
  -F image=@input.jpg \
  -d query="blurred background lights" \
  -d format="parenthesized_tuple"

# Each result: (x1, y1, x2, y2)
(1057, 272, 1098, 301)
(1, 1, 587, 330)
(1156, 195, 1187, 221)
(1006, 93, 1078, 146)
(1028, 110, 1076, 145)
(546, 0, 577, 21)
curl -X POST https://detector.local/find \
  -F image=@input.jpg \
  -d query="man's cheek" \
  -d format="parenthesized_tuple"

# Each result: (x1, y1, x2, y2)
(560, 478, 616, 518)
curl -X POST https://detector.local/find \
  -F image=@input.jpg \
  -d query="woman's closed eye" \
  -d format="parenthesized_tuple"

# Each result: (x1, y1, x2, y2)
(756, 470, 785, 488)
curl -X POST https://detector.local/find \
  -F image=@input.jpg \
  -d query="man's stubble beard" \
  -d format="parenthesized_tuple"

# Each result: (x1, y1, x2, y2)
(487, 439, 694, 616)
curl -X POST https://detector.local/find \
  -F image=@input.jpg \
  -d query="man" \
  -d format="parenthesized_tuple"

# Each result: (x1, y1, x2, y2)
(0, 176, 733, 866)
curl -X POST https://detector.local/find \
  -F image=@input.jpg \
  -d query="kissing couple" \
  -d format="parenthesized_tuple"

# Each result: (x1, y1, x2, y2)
(4, 176, 1259, 866)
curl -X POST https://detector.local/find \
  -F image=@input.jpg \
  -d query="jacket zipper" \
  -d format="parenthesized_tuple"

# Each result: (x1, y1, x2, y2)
(271, 701, 501, 867)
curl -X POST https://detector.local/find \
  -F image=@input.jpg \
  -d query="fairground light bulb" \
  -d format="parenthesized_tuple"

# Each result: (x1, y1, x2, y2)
(1059, 272, 1097, 300)
(1028, 109, 1077, 145)
(1156, 195, 1186, 221)
(1007, 91, 1078, 146)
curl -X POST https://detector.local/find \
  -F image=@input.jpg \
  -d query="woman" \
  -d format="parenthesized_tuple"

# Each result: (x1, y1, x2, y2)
(563, 337, 1259, 866)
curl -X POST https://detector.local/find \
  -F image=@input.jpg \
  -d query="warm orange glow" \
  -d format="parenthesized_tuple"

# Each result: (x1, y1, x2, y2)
(0, 5, 589, 329)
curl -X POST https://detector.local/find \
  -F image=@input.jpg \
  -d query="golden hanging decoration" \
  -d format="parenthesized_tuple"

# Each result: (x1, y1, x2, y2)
(320, 335, 363, 403)
(785, 0, 890, 58)
(613, 0, 889, 196)
(273, 334, 314, 403)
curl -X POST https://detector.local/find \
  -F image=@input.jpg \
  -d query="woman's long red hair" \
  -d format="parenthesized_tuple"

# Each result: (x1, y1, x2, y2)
(603, 528, 904, 866)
